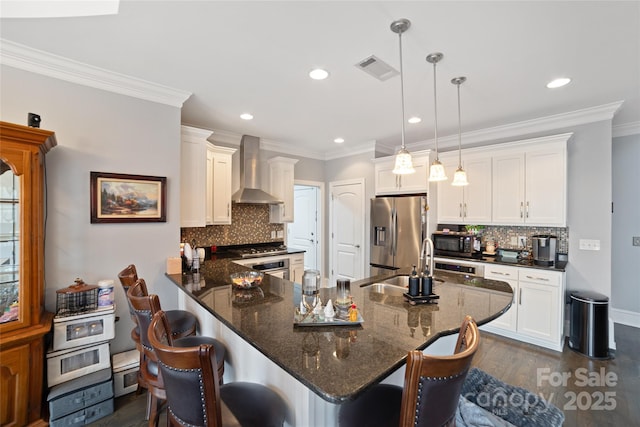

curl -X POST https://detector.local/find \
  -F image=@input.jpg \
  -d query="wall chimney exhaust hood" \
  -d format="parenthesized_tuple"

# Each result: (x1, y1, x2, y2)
(232, 135, 283, 204)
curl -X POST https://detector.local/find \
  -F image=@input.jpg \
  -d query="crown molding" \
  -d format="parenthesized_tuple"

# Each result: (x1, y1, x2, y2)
(398, 101, 626, 153)
(0, 38, 191, 107)
(613, 121, 640, 138)
(324, 140, 378, 161)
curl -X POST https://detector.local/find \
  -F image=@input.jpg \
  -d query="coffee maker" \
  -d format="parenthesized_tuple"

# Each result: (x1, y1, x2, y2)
(532, 235, 557, 266)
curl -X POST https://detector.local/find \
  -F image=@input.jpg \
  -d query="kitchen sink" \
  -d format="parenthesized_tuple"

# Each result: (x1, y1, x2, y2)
(367, 282, 407, 297)
(376, 275, 410, 288)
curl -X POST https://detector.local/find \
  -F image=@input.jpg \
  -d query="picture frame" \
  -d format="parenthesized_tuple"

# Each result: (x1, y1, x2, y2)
(90, 172, 167, 223)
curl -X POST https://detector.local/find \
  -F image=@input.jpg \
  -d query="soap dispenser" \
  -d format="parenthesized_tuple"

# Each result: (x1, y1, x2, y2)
(408, 265, 420, 296)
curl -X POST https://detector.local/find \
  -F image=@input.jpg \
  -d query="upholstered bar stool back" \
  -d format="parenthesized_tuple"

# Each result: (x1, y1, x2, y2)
(149, 311, 287, 427)
(339, 315, 480, 427)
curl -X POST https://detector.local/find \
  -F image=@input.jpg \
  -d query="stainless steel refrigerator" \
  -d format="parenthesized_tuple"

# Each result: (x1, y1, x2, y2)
(370, 195, 427, 276)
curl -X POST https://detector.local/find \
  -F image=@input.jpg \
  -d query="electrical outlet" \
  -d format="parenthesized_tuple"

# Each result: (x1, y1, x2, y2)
(633, 236, 640, 247)
(276, 230, 284, 238)
(270, 230, 276, 239)
(518, 236, 526, 248)
(579, 239, 601, 251)
(510, 236, 518, 246)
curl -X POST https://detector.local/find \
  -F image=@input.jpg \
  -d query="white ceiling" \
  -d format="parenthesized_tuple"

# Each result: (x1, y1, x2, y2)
(1, 1, 639, 158)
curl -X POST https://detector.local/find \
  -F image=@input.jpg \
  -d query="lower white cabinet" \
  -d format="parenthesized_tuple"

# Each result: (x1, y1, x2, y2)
(482, 265, 565, 351)
(290, 253, 305, 284)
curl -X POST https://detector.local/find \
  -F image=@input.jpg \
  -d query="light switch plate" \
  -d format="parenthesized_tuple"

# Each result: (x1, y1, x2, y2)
(579, 239, 601, 251)
(633, 236, 640, 247)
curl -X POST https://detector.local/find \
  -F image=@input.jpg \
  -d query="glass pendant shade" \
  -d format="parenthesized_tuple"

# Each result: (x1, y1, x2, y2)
(451, 166, 469, 186)
(392, 148, 415, 174)
(428, 160, 447, 181)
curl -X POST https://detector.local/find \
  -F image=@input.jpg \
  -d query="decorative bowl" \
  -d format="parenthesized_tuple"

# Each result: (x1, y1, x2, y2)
(230, 271, 264, 289)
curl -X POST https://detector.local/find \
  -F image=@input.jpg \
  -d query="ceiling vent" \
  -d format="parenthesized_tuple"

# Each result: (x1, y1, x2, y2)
(355, 55, 399, 81)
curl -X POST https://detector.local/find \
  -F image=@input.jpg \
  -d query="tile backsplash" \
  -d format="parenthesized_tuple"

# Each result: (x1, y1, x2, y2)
(480, 225, 569, 253)
(181, 204, 284, 248)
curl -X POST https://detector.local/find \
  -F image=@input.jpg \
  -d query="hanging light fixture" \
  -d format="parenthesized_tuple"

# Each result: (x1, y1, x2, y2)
(391, 19, 415, 175)
(451, 76, 469, 186)
(426, 53, 447, 181)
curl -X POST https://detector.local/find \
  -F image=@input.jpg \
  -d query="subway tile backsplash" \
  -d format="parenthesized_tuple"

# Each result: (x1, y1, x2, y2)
(480, 225, 569, 253)
(181, 204, 284, 248)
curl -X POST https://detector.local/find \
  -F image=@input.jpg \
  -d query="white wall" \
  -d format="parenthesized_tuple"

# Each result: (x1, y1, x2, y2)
(1, 66, 183, 354)
(612, 133, 640, 325)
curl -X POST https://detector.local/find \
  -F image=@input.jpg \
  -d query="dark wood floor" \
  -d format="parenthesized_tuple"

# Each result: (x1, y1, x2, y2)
(88, 324, 638, 427)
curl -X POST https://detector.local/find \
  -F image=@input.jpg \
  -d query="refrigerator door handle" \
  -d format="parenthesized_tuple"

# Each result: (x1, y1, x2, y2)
(391, 208, 398, 256)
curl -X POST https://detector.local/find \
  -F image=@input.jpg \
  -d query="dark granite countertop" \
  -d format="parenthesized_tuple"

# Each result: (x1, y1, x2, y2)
(435, 254, 567, 272)
(166, 259, 513, 404)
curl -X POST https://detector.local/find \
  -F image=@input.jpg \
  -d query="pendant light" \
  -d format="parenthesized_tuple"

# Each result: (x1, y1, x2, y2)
(451, 76, 469, 186)
(427, 53, 447, 181)
(391, 19, 415, 175)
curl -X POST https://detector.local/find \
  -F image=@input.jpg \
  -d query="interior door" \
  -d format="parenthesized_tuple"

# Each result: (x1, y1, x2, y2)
(288, 185, 319, 271)
(330, 179, 365, 284)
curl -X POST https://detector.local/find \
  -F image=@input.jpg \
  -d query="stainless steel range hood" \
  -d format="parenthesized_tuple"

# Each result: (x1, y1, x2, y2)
(231, 135, 283, 204)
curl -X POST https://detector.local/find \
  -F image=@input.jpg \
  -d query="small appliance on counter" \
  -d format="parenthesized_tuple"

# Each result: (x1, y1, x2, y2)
(432, 224, 482, 259)
(532, 234, 557, 266)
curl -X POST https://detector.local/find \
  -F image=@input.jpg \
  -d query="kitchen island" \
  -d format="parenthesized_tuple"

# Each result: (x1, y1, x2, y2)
(166, 258, 512, 426)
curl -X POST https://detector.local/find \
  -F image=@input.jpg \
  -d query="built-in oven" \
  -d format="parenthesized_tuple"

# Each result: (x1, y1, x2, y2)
(434, 257, 484, 277)
(249, 258, 290, 280)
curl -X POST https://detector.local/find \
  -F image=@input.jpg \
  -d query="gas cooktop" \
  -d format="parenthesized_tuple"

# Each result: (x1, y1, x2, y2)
(230, 245, 288, 258)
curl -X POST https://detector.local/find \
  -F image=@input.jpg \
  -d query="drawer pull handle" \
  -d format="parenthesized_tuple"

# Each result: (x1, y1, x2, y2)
(525, 275, 549, 281)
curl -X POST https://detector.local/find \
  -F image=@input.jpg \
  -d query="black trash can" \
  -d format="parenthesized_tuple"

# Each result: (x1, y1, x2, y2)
(569, 291, 610, 359)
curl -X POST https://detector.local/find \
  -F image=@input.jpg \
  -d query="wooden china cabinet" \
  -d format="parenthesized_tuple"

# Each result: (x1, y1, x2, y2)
(0, 121, 57, 426)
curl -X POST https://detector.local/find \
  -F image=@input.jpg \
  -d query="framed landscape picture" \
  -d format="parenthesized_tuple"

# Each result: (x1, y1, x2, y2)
(90, 172, 167, 223)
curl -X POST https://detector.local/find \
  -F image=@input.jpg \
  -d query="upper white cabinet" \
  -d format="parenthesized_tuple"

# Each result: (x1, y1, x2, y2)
(207, 145, 236, 225)
(492, 136, 568, 226)
(268, 157, 298, 223)
(374, 151, 430, 195)
(181, 125, 236, 227)
(435, 133, 570, 227)
(436, 152, 492, 224)
(181, 126, 211, 227)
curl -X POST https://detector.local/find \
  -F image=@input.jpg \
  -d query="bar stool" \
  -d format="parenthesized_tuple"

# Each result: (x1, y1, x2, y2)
(149, 310, 287, 427)
(339, 315, 480, 427)
(128, 280, 227, 427)
(118, 264, 198, 339)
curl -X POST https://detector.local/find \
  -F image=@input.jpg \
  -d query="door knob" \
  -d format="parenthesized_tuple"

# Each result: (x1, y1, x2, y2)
(355, 244, 360, 248)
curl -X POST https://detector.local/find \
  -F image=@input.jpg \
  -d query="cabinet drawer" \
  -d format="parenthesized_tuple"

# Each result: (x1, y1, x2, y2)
(518, 269, 561, 286)
(484, 264, 518, 280)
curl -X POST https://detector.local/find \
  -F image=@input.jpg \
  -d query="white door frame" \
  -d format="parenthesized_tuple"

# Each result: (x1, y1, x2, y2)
(289, 179, 325, 279)
(329, 178, 366, 285)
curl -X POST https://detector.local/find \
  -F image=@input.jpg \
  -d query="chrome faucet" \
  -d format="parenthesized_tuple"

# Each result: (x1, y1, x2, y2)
(419, 237, 435, 276)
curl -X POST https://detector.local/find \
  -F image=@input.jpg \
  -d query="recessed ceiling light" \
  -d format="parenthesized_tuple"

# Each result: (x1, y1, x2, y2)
(408, 116, 422, 124)
(309, 68, 330, 80)
(240, 113, 253, 120)
(334, 137, 345, 144)
(547, 78, 571, 89)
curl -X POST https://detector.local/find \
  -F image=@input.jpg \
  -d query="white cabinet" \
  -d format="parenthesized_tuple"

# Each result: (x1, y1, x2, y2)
(492, 138, 567, 226)
(207, 145, 236, 225)
(482, 264, 564, 351)
(374, 151, 430, 195)
(268, 157, 298, 223)
(181, 126, 236, 227)
(181, 126, 211, 228)
(290, 253, 305, 284)
(436, 152, 492, 224)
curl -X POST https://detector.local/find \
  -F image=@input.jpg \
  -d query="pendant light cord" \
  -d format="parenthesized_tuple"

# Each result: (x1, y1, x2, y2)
(457, 81, 462, 168)
(399, 30, 406, 150)
(432, 61, 439, 160)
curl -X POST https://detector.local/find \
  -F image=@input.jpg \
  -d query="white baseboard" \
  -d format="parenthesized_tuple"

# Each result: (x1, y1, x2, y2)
(611, 307, 640, 328)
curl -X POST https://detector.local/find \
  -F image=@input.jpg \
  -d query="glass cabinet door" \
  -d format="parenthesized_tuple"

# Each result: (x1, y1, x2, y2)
(0, 160, 20, 324)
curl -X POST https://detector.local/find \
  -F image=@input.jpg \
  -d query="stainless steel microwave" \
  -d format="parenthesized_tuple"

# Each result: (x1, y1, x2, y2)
(432, 232, 481, 258)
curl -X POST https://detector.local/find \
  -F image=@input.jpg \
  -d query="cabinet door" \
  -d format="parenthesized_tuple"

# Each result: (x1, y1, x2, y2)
(374, 161, 400, 195)
(397, 156, 429, 193)
(269, 158, 297, 223)
(484, 265, 518, 332)
(436, 157, 464, 223)
(525, 148, 566, 226)
(463, 156, 492, 224)
(210, 149, 233, 224)
(205, 148, 215, 225)
(517, 279, 560, 342)
(492, 152, 525, 224)
(180, 127, 210, 227)
(290, 254, 305, 283)
(0, 343, 30, 426)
